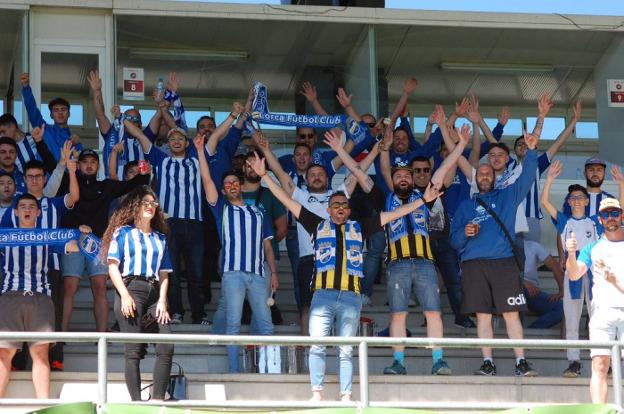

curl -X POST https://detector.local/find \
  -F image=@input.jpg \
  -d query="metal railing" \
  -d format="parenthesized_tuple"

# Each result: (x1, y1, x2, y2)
(0, 332, 622, 412)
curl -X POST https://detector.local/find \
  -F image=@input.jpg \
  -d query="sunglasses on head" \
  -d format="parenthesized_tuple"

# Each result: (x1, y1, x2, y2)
(329, 201, 350, 210)
(599, 209, 622, 219)
(413, 167, 430, 174)
(298, 133, 315, 139)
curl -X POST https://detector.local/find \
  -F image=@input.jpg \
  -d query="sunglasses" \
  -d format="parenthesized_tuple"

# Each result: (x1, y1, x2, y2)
(366, 122, 376, 128)
(413, 167, 431, 174)
(223, 181, 240, 189)
(126, 115, 141, 123)
(568, 195, 587, 201)
(141, 200, 159, 208)
(599, 209, 622, 219)
(329, 201, 350, 210)
(298, 133, 315, 139)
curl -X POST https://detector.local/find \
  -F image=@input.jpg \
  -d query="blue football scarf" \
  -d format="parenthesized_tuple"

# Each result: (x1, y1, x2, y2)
(251, 82, 367, 145)
(315, 219, 364, 278)
(385, 191, 428, 243)
(0, 228, 101, 261)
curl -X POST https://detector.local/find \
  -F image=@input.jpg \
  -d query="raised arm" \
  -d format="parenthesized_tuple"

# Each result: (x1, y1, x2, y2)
(193, 134, 218, 205)
(20, 73, 45, 128)
(66, 156, 79, 208)
(336, 88, 361, 121)
(205, 102, 242, 156)
(299, 82, 328, 116)
(87, 70, 112, 135)
(447, 97, 469, 129)
(249, 153, 303, 219)
(108, 141, 124, 181)
(387, 78, 418, 122)
(123, 119, 152, 153)
(432, 105, 474, 178)
(540, 160, 562, 220)
(431, 124, 470, 189)
(324, 130, 375, 194)
(532, 93, 553, 138)
(158, 100, 177, 130)
(254, 132, 297, 196)
(546, 99, 581, 159)
(378, 126, 394, 190)
(611, 165, 624, 208)
(379, 183, 442, 226)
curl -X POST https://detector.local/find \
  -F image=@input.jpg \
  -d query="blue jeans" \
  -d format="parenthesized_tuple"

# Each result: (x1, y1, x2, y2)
(362, 230, 386, 298)
(223, 271, 273, 373)
(167, 218, 205, 321)
(430, 237, 465, 321)
(286, 227, 302, 312)
(524, 287, 564, 329)
(308, 289, 361, 395)
(387, 258, 440, 313)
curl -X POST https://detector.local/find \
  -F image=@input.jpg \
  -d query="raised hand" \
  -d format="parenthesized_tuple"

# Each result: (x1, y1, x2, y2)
(70, 134, 81, 146)
(572, 99, 582, 121)
(166, 72, 179, 93)
(400, 103, 409, 118)
(31, 124, 45, 143)
(247, 151, 267, 177)
(112, 140, 125, 154)
(323, 130, 343, 151)
(431, 104, 446, 127)
(67, 158, 77, 174)
(336, 88, 353, 109)
(252, 131, 269, 151)
(565, 232, 577, 253)
(547, 160, 563, 180)
(402, 77, 418, 95)
(611, 165, 624, 184)
(232, 102, 243, 116)
(423, 183, 443, 202)
(457, 124, 471, 146)
(465, 94, 480, 123)
(111, 105, 121, 119)
(78, 224, 93, 234)
(193, 134, 206, 151)
(20, 73, 29, 87)
(379, 123, 394, 151)
(538, 93, 554, 118)
(299, 81, 318, 102)
(60, 140, 73, 165)
(498, 106, 510, 126)
(523, 130, 539, 150)
(454, 97, 470, 117)
(87, 70, 102, 91)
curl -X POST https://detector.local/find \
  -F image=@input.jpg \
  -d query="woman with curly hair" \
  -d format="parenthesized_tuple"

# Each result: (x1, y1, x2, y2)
(101, 185, 174, 401)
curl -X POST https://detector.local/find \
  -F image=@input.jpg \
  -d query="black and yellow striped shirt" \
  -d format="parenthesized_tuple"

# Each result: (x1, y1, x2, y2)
(386, 197, 434, 262)
(298, 207, 381, 293)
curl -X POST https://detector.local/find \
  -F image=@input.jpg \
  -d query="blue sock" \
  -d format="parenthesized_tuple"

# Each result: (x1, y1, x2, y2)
(432, 349, 444, 363)
(393, 351, 405, 366)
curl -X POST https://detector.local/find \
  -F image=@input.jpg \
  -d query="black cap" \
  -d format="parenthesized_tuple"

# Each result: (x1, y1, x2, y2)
(78, 149, 99, 162)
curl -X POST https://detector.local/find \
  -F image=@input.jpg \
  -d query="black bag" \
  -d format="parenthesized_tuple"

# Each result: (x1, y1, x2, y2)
(167, 362, 187, 400)
(475, 197, 524, 272)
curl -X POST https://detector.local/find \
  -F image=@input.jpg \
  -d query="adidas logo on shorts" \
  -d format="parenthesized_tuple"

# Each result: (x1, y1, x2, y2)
(506, 293, 526, 306)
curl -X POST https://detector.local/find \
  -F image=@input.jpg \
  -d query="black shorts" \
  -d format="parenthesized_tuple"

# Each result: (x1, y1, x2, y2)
(297, 255, 315, 308)
(461, 257, 526, 315)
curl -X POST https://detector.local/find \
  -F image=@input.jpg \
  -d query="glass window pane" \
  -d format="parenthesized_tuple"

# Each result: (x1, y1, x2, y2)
(483, 118, 523, 137)
(0, 100, 3, 114)
(186, 110, 211, 130)
(412, 117, 428, 134)
(526, 117, 566, 140)
(13, 101, 23, 124)
(576, 121, 599, 139)
(39, 103, 84, 126)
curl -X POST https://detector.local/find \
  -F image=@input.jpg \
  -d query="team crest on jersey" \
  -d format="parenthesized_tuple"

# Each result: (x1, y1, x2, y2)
(318, 242, 332, 264)
(586, 231, 592, 239)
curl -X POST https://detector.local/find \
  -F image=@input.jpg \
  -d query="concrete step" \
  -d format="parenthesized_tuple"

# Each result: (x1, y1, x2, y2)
(4, 371, 617, 405)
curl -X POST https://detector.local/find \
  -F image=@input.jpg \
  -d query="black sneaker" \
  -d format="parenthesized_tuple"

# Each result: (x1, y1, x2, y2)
(515, 359, 538, 377)
(383, 360, 407, 375)
(562, 361, 581, 378)
(454, 317, 476, 329)
(474, 360, 497, 376)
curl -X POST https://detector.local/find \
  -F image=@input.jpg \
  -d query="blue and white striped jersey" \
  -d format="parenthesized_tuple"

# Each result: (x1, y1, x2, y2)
(508, 153, 551, 219)
(563, 190, 615, 218)
(102, 126, 152, 179)
(107, 225, 172, 279)
(15, 134, 41, 173)
(146, 144, 203, 221)
(1, 238, 63, 295)
(210, 198, 273, 277)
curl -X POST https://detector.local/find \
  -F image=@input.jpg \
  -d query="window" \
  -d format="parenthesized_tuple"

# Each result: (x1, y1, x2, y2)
(484, 118, 523, 137)
(576, 121, 599, 139)
(185, 110, 212, 130)
(526, 117, 565, 140)
(412, 117, 429, 134)
(40, 103, 84, 126)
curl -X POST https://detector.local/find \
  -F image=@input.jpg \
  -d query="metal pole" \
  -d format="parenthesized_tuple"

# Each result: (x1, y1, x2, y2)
(612, 344, 623, 412)
(358, 341, 369, 408)
(97, 336, 108, 408)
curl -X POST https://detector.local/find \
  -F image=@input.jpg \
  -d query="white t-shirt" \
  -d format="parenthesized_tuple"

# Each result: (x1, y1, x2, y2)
(578, 236, 624, 311)
(292, 184, 347, 257)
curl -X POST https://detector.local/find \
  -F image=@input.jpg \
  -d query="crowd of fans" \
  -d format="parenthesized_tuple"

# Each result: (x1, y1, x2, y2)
(0, 70, 622, 403)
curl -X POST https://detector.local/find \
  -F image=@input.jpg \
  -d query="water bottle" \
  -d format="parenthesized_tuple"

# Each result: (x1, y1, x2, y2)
(155, 77, 165, 103)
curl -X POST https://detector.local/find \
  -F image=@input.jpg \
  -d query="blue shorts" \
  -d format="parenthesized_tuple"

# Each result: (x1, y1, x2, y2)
(62, 251, 108, 278)
(387, 258, 440, 313)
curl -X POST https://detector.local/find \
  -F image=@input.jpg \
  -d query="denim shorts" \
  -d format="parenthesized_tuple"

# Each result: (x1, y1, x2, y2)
(387, 258, 440, 313)
(62, 251, 108, 278)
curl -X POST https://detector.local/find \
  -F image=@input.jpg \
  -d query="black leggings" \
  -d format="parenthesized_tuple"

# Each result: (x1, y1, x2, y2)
(114, 279, 174, 400)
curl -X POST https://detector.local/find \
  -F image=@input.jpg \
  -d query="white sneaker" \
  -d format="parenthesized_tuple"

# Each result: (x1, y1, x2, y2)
(171, 313, 183, 324)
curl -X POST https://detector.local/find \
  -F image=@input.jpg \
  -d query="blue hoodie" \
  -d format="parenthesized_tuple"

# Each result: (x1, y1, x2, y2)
(450, 149, 538, 261)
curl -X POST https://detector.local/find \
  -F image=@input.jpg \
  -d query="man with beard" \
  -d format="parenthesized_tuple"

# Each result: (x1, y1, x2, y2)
(0, 173, 15, 218)
(450, 132, 540, 377)
(0, 138, 25, 194)
(0, 113, 57, 174)
(379, 123, 470, 376)
(566, 198, 624, 403)
(60, 149, 149, 333)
